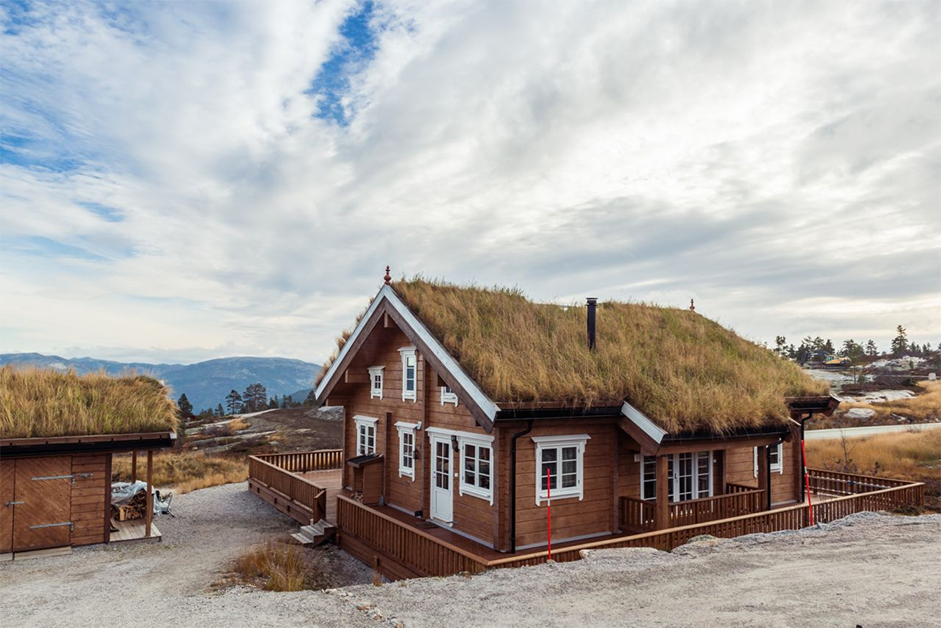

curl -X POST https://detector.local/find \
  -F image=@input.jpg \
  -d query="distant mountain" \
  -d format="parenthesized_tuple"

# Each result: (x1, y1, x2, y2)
(288, 388, 314, 403)
(0, 353, 321, 412)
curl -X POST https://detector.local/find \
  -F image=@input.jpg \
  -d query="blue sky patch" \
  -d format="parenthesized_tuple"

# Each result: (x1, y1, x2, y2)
(309, 0, 379, 125)
(77, 201, 125, 223)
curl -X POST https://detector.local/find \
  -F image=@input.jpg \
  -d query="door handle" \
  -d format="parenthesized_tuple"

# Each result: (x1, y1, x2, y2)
(4, 501, 24, 506)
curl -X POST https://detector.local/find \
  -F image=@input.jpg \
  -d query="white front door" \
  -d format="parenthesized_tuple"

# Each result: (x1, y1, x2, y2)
(430, 436, 453, 523)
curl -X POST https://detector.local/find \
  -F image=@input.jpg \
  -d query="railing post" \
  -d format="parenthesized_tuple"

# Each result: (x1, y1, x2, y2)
(654, 455, 670, 530)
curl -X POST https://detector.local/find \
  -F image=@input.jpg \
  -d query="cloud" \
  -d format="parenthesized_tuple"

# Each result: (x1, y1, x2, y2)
(0, 0, 939, 363)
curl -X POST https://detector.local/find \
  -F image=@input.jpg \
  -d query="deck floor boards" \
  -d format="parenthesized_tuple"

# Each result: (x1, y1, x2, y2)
(110, 518, 161, 543)
(297, 469, 343, 523)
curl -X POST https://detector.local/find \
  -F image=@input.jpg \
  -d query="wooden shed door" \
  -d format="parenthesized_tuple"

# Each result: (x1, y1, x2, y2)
(13, 457, 73, 551)
(0, 460, 14, 554)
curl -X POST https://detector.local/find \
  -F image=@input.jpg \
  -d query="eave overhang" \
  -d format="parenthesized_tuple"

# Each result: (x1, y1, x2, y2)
(0, 431, 177, 458)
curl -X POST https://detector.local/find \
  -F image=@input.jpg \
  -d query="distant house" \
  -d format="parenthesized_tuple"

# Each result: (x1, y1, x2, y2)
(0, 368, 176, 557)
(309, 277, 839, 558)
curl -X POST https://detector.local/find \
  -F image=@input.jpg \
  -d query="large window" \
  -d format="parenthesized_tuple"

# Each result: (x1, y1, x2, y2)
(395, 422, 417, 478)
(368, 366, 384, 400)
(754, 443, 784, 476)
(533, 435, 591, 505)
(641, 451, 713, 502)
(354, 415, 377, 456)
(399, 347, 417, 401)
(461, 441, 491, 500)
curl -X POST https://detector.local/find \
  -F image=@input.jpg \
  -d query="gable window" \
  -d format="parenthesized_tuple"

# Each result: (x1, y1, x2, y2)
(754, 443, 784, 476)
(533, 435, 590, 505)
(368, 366, 384, 399)
(641, 451, 713, 502)
(440, 385, 458, 406)
(354, 415, 377, 456)
(399, 347, 417, 401)
(395, 422, 417, 479)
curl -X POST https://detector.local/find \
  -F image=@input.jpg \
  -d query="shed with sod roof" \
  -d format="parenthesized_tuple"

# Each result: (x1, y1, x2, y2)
(1, 367, 177, 557)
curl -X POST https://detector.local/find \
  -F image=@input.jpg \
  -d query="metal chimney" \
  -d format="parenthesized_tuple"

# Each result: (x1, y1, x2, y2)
(586, 298, 597, 350)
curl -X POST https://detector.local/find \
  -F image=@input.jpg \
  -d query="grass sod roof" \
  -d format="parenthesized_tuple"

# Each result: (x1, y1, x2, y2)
(384, 279, 827, 434)
(0, 367, 179, 439)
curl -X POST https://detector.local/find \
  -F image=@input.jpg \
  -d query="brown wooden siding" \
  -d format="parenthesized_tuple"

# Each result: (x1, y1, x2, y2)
(512, 421, 617, 548)
(71, 454, 108, 546)
(725, 440, 799, 505)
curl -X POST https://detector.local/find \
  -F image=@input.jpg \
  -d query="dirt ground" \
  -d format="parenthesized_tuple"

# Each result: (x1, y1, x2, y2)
(1, 490, 938, 627)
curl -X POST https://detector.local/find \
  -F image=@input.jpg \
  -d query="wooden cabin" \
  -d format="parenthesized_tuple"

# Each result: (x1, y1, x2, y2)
(310, 276, 840, 572)
(0, 368, 177, 558)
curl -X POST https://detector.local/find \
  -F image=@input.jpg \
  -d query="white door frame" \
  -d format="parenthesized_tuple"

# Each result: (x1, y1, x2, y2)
(429, 434, 454, 524)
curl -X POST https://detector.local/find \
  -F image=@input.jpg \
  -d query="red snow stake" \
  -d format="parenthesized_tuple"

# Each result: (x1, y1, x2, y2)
(801, 437, 815, 526)
(546, 467, 552, 561)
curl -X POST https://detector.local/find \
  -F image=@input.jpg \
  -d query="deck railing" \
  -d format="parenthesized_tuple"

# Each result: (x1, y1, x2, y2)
(252, 449, 344, 473)
(620, 485, 764, 531)
(337, 468, 924, 579)
(247, 449, 342, 524)
(808, 468, 913, 496)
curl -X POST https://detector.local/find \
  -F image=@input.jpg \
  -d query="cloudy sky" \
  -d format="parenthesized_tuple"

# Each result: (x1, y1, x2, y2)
(1, 0, 939, 365)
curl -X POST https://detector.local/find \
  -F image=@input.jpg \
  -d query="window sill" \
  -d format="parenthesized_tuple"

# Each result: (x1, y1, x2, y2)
(536, 489, 581, 505)
(398, 468, 415, 480)
(459, 484, 493, 505)
(370, 392, 383, 400)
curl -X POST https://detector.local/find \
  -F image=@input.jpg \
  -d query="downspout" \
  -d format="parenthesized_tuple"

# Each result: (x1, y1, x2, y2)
(798, 412, 813, 503)
(509, 419, 534, 554)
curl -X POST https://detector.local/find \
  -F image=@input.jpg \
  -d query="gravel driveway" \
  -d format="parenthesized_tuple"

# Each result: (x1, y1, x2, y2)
(1, 484, 938, 628)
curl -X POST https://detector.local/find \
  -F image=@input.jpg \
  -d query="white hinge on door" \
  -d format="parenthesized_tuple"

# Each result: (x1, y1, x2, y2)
(31, 474, 75, 481)
(4, 501, 24, 506)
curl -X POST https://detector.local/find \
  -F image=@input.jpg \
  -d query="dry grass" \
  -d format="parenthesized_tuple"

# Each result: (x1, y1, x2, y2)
(111, 451, 247, 493)
(806, 430, 941, 509)
(0, 366, 178, 438)
(839, 380, 941, 423)
(230, 542, 331, 591)
(321, 279, 827, 433)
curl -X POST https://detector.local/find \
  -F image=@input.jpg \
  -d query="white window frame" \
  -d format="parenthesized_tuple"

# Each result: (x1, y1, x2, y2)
(440, 385, 458, 406)
(426, 427, 495, 505)
(533, 434, 590, 506)
(395, 421, 418, 479)
(754, 443, 784, 476)
(399, 346, 417, 401)
(354, 415, 378, 456)
(368, 366, 385, 400)
(640, 451, 714, 502)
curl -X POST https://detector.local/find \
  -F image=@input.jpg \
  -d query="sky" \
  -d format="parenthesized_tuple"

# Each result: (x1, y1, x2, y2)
(0, 0, 939, 365)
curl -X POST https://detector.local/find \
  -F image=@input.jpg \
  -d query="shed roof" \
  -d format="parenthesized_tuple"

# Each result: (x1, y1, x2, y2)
(0, 367, 179, 439)
(386, 279, 828, 434)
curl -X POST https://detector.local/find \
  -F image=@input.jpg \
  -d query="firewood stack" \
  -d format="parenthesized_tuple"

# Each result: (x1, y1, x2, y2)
(111, 486, 147, 521)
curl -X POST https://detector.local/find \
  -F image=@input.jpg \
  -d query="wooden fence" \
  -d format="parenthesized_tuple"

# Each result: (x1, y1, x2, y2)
(808, 468, 913, 496)
(337, 468, 924, 579)
(247, 449, 343, 524)
(620, 486, 764, 531)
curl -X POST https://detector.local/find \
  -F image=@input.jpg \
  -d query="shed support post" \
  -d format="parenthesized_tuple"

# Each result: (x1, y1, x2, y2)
(145, 450, 153, 538)
(131, 451, 137, 483)
(757, 445, 770, 511)
(654, 454, 670, 530)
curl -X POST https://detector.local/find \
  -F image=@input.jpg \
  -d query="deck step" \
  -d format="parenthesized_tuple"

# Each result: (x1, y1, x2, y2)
(292, 519, 336, 547)
(291, 532, 313, 545)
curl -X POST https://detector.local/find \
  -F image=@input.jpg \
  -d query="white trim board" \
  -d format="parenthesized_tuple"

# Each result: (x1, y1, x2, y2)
(621, 401, 667, 444)
(314, 284, 500, 423)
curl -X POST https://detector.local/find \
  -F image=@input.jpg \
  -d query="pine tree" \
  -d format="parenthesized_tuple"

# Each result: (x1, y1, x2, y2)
(865, 339, 878, 357)
(216, 403, 225, 417)
(774, 336, 787, 357)
(891, 325, 908, 357)
(304, 390, 317, 406)
(268, 396, 279, 410)
(225, 389, 243, 415)
(177, 393, 193, 419)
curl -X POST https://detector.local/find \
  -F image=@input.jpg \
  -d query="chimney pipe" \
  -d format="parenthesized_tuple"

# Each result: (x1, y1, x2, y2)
(586, 298, 597, 350)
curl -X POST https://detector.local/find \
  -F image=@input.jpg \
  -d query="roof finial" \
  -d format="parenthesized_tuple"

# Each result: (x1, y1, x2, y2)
(383, 265, 392, 285)
(689, 298, 695, 312)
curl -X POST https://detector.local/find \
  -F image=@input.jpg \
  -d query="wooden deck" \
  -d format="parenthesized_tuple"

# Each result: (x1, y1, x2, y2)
(297, 469, 343, 523)
(110, 518, 161, 543)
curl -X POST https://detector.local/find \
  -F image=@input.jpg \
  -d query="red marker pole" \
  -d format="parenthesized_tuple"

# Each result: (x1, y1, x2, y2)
(801, 438, 815, 526)
(546, 467, 552, 561)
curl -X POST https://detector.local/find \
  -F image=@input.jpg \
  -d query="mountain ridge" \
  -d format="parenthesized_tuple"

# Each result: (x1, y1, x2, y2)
(0, 353, 322, 412)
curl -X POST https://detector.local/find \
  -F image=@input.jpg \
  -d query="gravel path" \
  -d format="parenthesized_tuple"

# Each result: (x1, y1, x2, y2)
(1, 487, 938, 628)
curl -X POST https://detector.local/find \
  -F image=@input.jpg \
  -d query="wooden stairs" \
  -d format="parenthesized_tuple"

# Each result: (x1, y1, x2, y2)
(291, 519, 336, 547)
